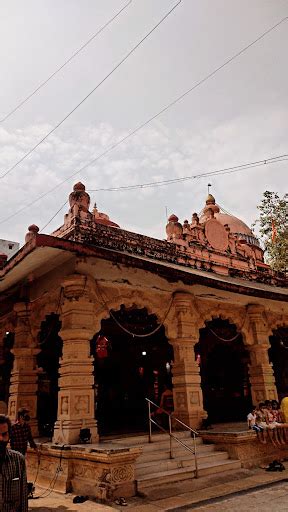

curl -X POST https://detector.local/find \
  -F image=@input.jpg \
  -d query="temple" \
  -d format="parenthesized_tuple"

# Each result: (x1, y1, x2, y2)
(0, 182, 287, 498)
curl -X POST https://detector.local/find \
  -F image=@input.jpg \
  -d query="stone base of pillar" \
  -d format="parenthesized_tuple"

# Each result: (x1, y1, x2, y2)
(53, 419, 99, 445)
(173, 407, 207, 430)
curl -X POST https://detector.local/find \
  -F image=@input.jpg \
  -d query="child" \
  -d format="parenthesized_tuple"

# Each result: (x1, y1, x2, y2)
(247, 406, 263, 432)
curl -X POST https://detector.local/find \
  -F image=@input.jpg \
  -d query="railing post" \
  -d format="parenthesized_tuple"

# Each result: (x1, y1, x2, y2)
(193, 434, 198, 478)
(148, 400, 152, 443)
(169, 414, 173, 459)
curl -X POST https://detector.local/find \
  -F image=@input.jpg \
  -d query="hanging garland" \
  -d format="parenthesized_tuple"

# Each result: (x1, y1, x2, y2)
(95, 280, 174, 338)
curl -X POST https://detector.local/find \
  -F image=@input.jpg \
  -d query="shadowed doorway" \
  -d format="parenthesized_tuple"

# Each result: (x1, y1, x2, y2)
(195, 318, 251, 423)
(37, 314, 62, 437)
(0, 332, 14, 406)
(91, 305, 173, 436)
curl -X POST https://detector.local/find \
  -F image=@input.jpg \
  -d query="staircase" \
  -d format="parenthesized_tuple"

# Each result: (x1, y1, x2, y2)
(109, 431, 241, 492)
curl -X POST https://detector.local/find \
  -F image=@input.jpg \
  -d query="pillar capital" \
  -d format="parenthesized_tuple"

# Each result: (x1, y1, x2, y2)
(173, 292, 200, 340)
(245, 303, 269, 346)
(61, 273, 96, 302)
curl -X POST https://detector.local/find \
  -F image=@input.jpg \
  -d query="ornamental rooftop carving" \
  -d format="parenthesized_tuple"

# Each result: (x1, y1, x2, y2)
(21, 182, 282, 288)
(18, 184, 274, 288)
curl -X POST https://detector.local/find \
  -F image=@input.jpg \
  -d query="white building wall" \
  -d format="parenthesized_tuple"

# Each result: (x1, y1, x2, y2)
(0, 239, 20, 259)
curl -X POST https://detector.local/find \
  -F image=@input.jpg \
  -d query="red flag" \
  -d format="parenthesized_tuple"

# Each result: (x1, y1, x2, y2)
(271, 220, 277, 242)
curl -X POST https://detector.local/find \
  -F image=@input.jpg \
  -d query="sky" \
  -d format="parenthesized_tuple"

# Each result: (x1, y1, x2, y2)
(0, 0, 287, 245)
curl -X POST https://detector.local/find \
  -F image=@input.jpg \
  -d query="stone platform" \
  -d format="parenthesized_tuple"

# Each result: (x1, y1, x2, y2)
(27, 440, 142, 501)
(27, 425, 288, 502)
(199, 422, 288, 468)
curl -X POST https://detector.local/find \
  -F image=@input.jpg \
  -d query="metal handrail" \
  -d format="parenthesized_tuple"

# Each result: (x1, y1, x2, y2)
(145, 397, 199, 478)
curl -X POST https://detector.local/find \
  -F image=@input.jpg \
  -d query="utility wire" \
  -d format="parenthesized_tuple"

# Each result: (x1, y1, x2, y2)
(40, 200, 68, 232)
(10, 153, 287, 232)
(0, 0, 132, 123)
(0, 13, 287, 225)
(0, 0, 181, 179)
(86, 155, 288, 192)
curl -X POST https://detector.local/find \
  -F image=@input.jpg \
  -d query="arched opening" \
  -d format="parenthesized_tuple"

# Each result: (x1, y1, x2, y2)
(37, 314, 62, 437)
(195, 318, 251, 423)
(269, 327, 288, 401)
(90, 305, 173, 436)
(0, 332, 14, 407)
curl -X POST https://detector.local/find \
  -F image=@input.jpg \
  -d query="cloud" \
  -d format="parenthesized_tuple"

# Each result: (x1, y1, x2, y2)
(0, 100, 286, 248)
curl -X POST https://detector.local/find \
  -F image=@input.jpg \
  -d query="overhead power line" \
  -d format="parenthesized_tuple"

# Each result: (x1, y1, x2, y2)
(0, 152, 286, 228)
(0, 9, 286, 188)
(0, 0, 132, 123)
(40, 200, 68, 232)
(0, 12, 287, 226)
(0, 0, 181, 180)
(86, 155, 288, 192)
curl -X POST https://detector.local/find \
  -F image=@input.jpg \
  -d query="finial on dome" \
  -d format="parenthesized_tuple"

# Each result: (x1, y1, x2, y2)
(203, 192, 219, 217)
(207, 183, 212, 195)
(73, 182, 86, 192)
(206, 193, 216, 205)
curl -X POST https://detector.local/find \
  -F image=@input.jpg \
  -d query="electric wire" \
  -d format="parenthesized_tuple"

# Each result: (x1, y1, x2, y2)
(0, 152, 287, 228)
(0, 12, 286, 224)
(0, 0, 132, 123)
(87, 154, 288, 192)
(0, 0, 181, 180)
(40, 201, 67, 232)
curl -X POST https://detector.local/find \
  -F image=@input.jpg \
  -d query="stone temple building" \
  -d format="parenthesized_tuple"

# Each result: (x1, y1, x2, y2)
(0, 182, 287, 498)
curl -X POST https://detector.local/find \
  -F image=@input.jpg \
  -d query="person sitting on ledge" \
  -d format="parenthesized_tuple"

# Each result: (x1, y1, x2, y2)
(247, 406, 264, 433)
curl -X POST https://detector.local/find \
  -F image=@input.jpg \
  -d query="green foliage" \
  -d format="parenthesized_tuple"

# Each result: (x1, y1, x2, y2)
(254, 191, 288, 272)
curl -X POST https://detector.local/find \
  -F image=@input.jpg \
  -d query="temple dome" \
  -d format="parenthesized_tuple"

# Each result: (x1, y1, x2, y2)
(200, 194, 259, 245)
(214, 212, 252, 236)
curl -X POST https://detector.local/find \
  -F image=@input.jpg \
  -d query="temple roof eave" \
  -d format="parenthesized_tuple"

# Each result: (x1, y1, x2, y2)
(0, 234, 287, 303)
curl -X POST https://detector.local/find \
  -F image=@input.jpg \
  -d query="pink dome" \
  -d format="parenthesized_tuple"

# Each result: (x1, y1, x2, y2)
(214, 212, 252, 236)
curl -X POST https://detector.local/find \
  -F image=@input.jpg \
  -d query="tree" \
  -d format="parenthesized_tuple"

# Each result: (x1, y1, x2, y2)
(254, 191, 288, 273)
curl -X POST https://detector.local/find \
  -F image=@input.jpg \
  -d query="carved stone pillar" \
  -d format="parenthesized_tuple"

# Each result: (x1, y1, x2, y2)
(53, 274, 98, 445)
(8, 303, 40, 436)
(170, 293, 206, 429)
(246, 304, 278, 405)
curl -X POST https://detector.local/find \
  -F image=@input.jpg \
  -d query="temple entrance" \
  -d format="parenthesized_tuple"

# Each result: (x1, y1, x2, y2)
(195, 319, 251, 423)
(0, 332, 14, 406)
(91, 305, 173, 436)
(37, 314, 62, 437)
(269, 327, 288, 401)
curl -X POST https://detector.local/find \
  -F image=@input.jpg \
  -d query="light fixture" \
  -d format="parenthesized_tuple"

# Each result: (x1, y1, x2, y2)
(142, 351, 147, 356)
(5, 332, 9, 336)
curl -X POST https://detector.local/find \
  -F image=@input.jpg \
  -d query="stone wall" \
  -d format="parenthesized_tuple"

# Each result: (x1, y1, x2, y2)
(27, 443, 142, 500)
(201, 431, 288, 468)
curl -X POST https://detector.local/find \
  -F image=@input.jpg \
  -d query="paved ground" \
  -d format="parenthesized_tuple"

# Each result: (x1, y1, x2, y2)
(29, 490, 115, 511)
(28, 467, 288, 511)
(192, 481, 288, 511)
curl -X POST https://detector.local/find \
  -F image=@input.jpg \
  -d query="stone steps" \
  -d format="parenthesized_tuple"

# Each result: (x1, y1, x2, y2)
(136, 450, 230, 477)
(136, 459, 242, 490)
(137, 443, 215, 464)
(108, 431, 241, 492)
(108, 430, 201, 446)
